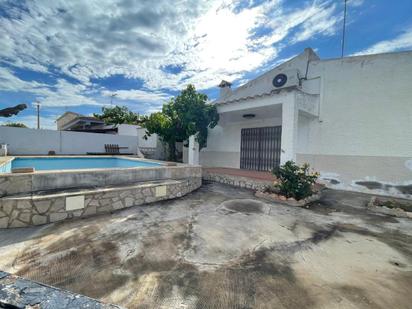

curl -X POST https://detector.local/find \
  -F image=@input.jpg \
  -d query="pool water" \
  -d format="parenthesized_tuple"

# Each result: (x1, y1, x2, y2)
(9, 157, 160, 172)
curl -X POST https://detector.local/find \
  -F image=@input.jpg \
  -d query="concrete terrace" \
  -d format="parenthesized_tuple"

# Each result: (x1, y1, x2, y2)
(0, 182, 411, 308)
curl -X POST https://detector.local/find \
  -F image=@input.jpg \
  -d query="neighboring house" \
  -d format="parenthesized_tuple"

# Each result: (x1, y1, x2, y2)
(56, 112, 165, 159)
(57, 112, 107, 132)
(200, 48, 412, 197)
(57, 112, 139, 135)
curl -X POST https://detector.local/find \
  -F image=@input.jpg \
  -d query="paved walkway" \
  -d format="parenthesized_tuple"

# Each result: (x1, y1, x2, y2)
(0, 183, 411, 308)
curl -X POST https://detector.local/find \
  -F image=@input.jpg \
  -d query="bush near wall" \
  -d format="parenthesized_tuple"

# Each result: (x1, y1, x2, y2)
(271, 161, 319, 200)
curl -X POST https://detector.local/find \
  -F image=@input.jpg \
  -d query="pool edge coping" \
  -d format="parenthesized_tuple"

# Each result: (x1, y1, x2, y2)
(0, 155, 196, 176)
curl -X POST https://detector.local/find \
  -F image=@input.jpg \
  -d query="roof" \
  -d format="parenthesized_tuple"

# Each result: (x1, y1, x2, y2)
(56, 111, 82, 121)
(214, 48, 319, 105)
(68, 124, 118, 134)
(215, 48, 412, 105)
(75, 116, 104, 122)
(61, 115, 104, 130)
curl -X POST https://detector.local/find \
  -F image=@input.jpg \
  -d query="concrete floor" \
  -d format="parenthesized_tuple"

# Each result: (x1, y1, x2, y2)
(0, 182, 411, 309)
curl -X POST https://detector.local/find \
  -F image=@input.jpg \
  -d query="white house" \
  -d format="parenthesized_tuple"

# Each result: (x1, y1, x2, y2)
(56, 112, 140, 136)
(199, 48, 412, 197)
(56, 112, 106, 132)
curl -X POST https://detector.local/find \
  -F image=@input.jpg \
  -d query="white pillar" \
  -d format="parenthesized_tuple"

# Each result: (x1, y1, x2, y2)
(280, 99, 298, 164)
(188, 135, 199, 165)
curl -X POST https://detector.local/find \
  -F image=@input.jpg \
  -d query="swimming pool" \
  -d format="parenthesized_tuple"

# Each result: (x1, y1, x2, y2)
(7, 157, 161, 172)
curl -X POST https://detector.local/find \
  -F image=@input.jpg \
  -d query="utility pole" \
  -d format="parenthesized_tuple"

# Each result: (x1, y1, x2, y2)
(341, 0, 348, 58)
(33, 101, 41, 129)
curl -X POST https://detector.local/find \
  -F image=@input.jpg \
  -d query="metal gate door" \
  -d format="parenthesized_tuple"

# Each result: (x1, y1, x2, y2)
(240, 126, 282, 171)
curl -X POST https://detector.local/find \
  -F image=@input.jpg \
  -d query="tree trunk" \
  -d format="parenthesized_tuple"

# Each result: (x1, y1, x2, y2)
(168, 141, 177, 161)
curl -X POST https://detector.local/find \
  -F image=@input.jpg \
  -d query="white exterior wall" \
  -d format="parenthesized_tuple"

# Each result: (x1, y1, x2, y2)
(296, 51, 412, 197)
(56, 112, 78, 130)
(300, 51, 412, 157)
(200, 113, 282, 168)
(0, 126, 139, 155)
(202, 50, 412, 197)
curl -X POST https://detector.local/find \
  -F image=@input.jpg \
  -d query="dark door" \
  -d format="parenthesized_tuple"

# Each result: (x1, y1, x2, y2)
(240, 126, 282, 171)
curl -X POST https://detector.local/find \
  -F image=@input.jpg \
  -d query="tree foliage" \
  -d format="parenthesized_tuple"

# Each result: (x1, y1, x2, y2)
(142, 85, 219, 161)
(93, 106, 141, 124)
(1, 122, 28, 128)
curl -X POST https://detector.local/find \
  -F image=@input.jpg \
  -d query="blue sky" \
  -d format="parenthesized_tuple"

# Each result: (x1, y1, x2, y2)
(0, 0, 411, 129)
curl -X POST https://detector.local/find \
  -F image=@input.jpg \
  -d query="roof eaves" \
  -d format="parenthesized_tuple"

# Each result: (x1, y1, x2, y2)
(214, 87, 297, 105)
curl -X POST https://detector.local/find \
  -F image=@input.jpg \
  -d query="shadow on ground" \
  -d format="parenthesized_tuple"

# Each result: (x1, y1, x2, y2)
(1, 183, 412, 308)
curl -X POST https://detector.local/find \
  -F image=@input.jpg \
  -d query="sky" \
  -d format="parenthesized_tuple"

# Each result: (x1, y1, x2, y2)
(0, 0, 411, 129)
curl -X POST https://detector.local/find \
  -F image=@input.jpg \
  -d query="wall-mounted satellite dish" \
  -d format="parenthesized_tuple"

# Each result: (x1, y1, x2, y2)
(272, 73, 287, 88)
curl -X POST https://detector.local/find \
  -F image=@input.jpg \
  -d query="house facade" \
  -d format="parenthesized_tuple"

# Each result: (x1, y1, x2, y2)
(199, 48, 412, 197)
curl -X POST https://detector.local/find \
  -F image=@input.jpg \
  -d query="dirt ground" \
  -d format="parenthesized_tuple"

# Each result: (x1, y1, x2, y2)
(0, 182, 411, 309)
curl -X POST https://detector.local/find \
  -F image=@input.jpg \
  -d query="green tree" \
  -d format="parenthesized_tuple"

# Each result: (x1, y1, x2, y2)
(1, 122, 28, 128)
(142, 85, 219, 161)
(93, 106, 141, 124)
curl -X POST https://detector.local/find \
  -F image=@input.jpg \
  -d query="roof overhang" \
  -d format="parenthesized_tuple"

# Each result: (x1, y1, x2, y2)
(61, 117, 105, 130)
(217, 89, 295, 114)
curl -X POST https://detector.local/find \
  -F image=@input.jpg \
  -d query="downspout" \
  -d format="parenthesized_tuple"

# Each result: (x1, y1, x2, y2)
(298, 55, 323, 122)
(298, 57, 311, 86)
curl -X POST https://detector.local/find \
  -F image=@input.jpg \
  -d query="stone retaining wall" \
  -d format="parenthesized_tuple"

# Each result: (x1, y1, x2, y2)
(202, 171, 272, 191)
(367, 196, 412, 219)
(0, 177, 201, 228)
(0, 271, 124, 308)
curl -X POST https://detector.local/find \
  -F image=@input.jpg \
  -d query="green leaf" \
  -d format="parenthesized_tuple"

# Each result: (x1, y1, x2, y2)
(141, 84, 219, 160)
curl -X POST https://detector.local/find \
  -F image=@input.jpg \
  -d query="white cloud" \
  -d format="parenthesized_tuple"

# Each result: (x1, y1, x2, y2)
(291, 3, 339, 43)
(252, 1, 339, 47)
(102, 89, 171, 103)
(149, 0, 340, 90)
(0, 66, 47, 93)
(101, 88, 171, 114)
(352, 27, 412, 56)
(0, 67, 101, 107)
(38, 79, 100, 107)
(0, 0, 344, 108)
(348, 0, 365, 7)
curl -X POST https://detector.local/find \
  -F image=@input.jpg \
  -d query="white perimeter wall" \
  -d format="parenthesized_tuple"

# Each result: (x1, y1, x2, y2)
(136, 127, 158, 148)
(117, 124, 139, 136)
(0, 126, 139, 155)
(102, 124, 159, 149)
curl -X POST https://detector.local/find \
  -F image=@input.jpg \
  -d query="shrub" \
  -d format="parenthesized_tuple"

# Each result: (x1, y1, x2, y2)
(272, 161, 319, 200)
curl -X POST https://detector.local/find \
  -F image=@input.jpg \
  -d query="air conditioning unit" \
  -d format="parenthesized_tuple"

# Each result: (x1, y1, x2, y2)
(272, 69, 299, 89)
